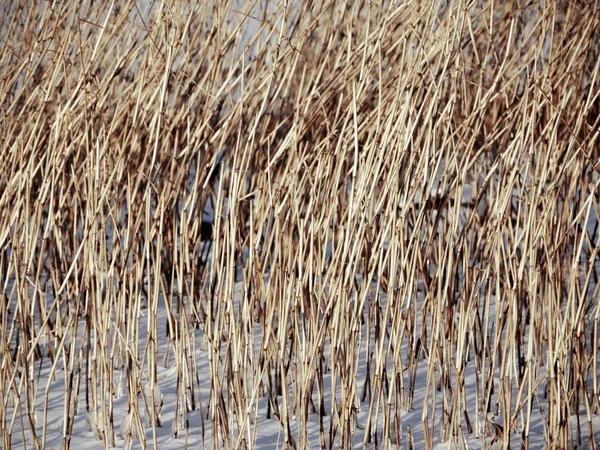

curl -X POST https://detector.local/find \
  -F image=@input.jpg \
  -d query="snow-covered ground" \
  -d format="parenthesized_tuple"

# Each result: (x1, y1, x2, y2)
(5, 202, 600, 450)
(4, 169, 600, 449)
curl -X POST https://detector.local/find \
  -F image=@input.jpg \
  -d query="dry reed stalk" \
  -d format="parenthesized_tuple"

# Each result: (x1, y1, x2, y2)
(1, 0, 600, 449)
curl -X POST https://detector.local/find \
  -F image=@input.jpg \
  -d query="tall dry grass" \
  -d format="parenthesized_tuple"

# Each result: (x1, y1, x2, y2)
(1, 0, 600, 449)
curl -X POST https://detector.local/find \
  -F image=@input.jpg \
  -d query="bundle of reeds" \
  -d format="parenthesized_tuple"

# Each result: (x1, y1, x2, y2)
(1, 1, 599, 449)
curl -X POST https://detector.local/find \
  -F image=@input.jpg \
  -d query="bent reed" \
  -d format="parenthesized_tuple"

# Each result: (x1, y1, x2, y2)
(1, 1, 600, 449)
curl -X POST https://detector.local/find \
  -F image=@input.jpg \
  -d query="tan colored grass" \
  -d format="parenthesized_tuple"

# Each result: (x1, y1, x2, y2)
(1, 0, 600, 449)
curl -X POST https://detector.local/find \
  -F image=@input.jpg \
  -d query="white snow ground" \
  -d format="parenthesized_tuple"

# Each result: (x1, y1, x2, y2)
(3, 179, 600, 449)
(5, 227, 600, 450)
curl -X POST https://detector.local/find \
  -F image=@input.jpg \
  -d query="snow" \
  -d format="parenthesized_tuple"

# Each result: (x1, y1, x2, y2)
(5, 268, 600, 449)
(4, 176, 600, 449)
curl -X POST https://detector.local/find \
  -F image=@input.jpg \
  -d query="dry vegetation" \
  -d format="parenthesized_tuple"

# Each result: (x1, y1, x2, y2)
(1, 0, 600, 449)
